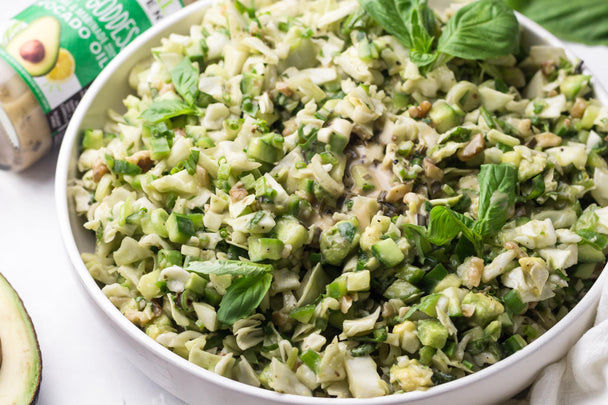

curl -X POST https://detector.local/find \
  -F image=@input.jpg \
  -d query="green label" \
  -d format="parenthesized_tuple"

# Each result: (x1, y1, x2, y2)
(0, 0, 186, 134)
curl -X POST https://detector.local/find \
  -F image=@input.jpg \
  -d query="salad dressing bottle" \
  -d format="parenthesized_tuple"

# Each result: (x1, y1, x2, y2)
(0, 0, 197, 171)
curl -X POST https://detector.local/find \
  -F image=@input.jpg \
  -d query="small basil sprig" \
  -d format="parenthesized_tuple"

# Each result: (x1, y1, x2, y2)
(170, 57, 200, 105)
(217, 272, 273, 325)
(186, 260, 274, 325)
(427, 205, 483, 254)
(438, 0, 520, 61)
(413, 163, 517, 256)
(474, 163, 517, 236)
(358, 0, 519, 71)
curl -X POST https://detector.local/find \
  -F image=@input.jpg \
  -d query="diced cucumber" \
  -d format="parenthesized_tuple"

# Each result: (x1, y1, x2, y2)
(248, 237, 284, 262)
(432, 273, 461, 292)
(274, 216, 309, 249)
(150, 137, 171, 160)
(559, 74, 590, 100)
(371, 238, 404, 268)
(417, 294, 442, 317)
(581, 105, 600, 129)
(393, 92, 410, 110)
(167, 212, 196, 244)
(383, 279, 423, 304)
(327, 275, 347, 298)
(428, 101, 461, 134)
(82, 129, 104, 149)
(142, 208, 170, 238)
(157, 249, 182, 269)
(185, 273, 207, 295)
(247, 135, 284, 163)
(397, 264, 425, 284)
(418, 345, 436, 365)
(346, 270, 370, 292)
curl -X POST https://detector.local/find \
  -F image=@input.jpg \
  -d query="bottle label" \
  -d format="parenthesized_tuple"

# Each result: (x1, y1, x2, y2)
(0, 0, 186, 135)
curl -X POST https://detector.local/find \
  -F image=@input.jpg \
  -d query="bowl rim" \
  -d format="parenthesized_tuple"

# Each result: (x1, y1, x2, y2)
(55, 3, 608, 404)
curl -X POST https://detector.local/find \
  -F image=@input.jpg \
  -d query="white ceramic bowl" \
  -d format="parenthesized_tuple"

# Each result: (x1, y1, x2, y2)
(56, 2, 608, 404)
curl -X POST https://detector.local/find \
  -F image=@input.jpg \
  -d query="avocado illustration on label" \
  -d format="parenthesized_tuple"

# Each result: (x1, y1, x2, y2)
(0, 273, 42, 405)
(5, 16, 61, 77)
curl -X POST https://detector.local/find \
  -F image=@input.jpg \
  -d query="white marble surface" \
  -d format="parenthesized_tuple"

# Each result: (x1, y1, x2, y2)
(0, 2, 607, 405)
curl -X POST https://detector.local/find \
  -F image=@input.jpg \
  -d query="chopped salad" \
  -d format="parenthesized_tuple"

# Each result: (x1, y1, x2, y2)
(70, 0, 608, 398)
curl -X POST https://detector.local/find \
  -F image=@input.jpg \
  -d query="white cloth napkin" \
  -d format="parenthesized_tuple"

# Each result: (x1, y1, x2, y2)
(528, 283, 608, 404)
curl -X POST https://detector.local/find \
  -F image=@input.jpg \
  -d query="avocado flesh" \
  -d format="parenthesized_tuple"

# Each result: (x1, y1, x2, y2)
(5, 16, 61, 77)
(0, 273, 41, 405)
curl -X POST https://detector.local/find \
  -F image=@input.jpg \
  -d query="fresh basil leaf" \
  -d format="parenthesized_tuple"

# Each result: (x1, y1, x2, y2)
(358, 0, 416, 48)
(438, 0, 519, 60)
(186, 260, 273, 276)
(402, 224, 430, 262)
(409, 50, 438, 70)
(426, 206, 460, 244)
(409, 7, 434, 53)
(427, 206, 483, 254)
(140, 99, 196, 123)
(475, 163, 517, 237)
(407, 5, 439, 72)
(506, 0, 608, 46)
(217, 272, 273, 325)
(170, 57, 199, 105)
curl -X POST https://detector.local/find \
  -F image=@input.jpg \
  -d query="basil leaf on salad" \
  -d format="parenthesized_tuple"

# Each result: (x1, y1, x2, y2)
(437, 0, 519, 60)
(170, 57, 200, 105)
(357, 0, 418, 49)
(475, 163, 517, 237)
(359, 0, 519, 71)
(427, 205, 483, 254)
(140, 99, 196, 123)
(217, 272, 273, 325)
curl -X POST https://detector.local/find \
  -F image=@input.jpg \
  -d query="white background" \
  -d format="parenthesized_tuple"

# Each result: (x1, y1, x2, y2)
(1, 1, 608, 405)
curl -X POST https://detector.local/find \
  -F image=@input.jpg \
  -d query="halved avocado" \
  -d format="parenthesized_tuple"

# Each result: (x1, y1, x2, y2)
(0, 273, 41, 405)
(5, 16, 61, 77)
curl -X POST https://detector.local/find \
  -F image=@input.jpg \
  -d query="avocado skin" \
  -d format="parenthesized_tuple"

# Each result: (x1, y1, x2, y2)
(0, 273, 42, 405)
(5, 16, 61, 77)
